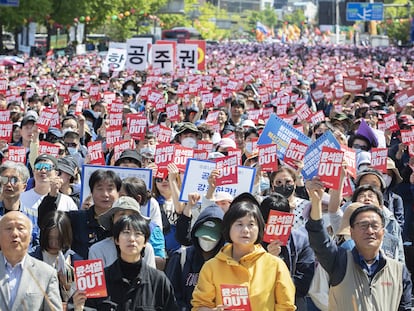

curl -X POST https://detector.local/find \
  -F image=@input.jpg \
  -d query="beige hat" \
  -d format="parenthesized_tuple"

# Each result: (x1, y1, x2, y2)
(386, 157, 403, 184)
(336, 202, 364, 236)
(99, 196, 149, 230)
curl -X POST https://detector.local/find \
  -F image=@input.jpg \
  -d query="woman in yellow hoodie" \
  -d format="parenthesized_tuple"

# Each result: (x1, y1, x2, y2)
(191, 193, 296, 311)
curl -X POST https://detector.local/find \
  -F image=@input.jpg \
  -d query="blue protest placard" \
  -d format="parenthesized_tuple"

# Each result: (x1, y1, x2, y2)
(179, 159, 256, 202)
(257, 114, 312, 160)
(302, 131, 340, 180)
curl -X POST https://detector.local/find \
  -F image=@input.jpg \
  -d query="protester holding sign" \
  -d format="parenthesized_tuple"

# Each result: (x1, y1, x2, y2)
(260, 193, 315, 311)
(191, 193, 296, 311)
(73, 214, 179, 311)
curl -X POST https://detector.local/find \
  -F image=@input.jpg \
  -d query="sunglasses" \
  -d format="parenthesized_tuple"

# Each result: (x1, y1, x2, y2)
(0, 176, 20, 186)
(155, 177, 169, 183)
(58, 149, 66, 155)
(34, 162, 55, 172)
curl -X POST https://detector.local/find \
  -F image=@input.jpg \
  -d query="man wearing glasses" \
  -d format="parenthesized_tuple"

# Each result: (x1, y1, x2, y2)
(0, 161, 30, 216)
(305, 177, 412, 311)
(19, 154, 78, 250)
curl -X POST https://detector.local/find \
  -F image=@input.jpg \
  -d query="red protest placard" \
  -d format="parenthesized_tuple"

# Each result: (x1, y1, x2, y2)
(197, 140, 214, 152)
(318, 146, 344, 190)
(400, 129, 414, 144)
(382, 113, 400, 132)
(220, 284, 251, 311)
(157, 125, 173, 144)
(106, 126, 123, 149)
(370, 147, 388, 173)
(295, 103, 312, 122)
(8, 146, 26, 163)
(283, 139, 307, 169)
(0, 121, 13, 143)
(258, 144, 278, 172)
(227, 148, 242, 166)
(341, 145, 356, 179)
(166, 103, 180, 122)
(215, 155, 238, 186)
(342, 175, 354, 197)
(74, 259, 107, 298)
(173, 145, 194, 172)
(126, 114, 147, 140)
(36, 108, 55, 133)
(193, 149, 209, 160)
(113, 140, 133, 162)
(0, 78, 8, 95)
(87, 141, 105, 165)
(0, 110, 10, 122)
(108, 112, 123, 127)
(263, 210, 295, 244)
(39, 141, 60, 157)
(154, 143, 175, 171)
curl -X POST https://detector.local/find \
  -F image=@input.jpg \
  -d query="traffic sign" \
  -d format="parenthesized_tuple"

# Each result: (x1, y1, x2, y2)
(0, 0, 19, 6)
(346, 2, 384, 21)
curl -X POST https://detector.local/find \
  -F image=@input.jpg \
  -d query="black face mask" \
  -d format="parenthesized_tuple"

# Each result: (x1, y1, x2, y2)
(220, 151, 228, 156)
(314, 133, 324, 140)
(273, 184, 295, 198)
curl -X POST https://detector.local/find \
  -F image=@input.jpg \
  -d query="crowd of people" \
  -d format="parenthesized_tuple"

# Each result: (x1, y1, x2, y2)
(0, 41, 414, 310)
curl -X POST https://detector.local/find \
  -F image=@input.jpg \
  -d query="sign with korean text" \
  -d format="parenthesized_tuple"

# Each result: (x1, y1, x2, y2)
(113, 140, 133, 162)
(36, 108, 54, 133)
(174, 145, 194, 172)
(0, 121, 13, 143)
(126, 38, 149, 71)
(106, 126, 123, 149)
(257, 114, 312, 160)
(263, 210, 295, 245)
(102, 48, 127, 72)
(8, 146, 26, 163)
(318, 146, 344, 190)
(215, 155, 238, 186)
(370, 147, 388, 173)
(342, 145, 356, 179)
(302, 131, 340, 180)
(39, 141, 60, 158)
(185, 40, 206, 71)
(74, 259, 107, 298)
(258, 144, 278, 172)
(126, 114, 147, 140)
(176, 44, 198, 69)
(87, 141, 105, 166)
(382, 113, 400, 132)
(220, 284, 251, 311)
(283, 138, 308, 169)
(179, 159, 255, 203)
(151, 44, 174, 73)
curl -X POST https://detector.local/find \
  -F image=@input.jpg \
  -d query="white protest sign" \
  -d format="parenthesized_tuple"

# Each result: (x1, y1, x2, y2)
(179, 159, 256, 203)
(102, 48, 127, 73)
(151, 44, 174, 73)
(176, 44, 198, 69)
(126, 38, 149, 71)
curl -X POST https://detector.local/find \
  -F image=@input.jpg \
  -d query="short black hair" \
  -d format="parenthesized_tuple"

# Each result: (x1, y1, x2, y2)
(121, 177, 151, 206)
(260, 193, 290, 222)
(89, 169, 122, 193)
(349, 205, 385, 228)
(113, 214, 150, 257)
(222, 200, 265, 244)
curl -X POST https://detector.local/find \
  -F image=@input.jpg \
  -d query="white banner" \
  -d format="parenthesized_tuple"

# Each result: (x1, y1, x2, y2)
(151, 44, 174, 73)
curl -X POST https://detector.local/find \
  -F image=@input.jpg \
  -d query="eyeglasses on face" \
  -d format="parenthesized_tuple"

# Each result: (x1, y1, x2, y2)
(34, 162, 55, 172)
(353, 221, 383, 232)
(120, 229, 144, 239)
(0, 176, 20, 186)
(155, 177, 169, 183)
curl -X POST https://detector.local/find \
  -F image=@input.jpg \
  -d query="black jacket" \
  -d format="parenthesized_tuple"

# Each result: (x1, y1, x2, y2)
(86, 259, 179, 311)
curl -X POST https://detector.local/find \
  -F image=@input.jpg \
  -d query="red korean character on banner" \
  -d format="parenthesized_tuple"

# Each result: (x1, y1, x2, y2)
(173, 145, 194, 172)
(263, 210, 295, 245)
(258, 144, 278, 172)
(215, 155, 238, 186)
(220, 284, 251, 311)
(74, 259, 107, 298)
(87, 141, 105, 165)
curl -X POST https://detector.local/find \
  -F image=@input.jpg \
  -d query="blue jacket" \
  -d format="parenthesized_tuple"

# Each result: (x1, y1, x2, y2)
(165, 205, 224, 311)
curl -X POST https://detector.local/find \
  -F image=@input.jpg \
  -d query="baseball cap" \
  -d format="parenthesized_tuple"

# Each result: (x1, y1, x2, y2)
(212, 191, 233, 203)
(20, 111, 38, 127)
(34, 153, 58, 168)
(99, 196, 150, 230)
(115, 149, 141, 167)
(194, 219, 222, 242)
(57, 157, 77, 178)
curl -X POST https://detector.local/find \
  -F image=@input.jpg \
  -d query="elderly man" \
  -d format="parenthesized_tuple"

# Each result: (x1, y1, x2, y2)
(0, 211, 62, 311)
(305, 177, 412, 311)
(0, 161, 29, 216)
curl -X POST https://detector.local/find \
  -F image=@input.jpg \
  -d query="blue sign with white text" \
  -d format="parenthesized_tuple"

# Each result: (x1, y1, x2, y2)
(346, 2, 384, 21)
(0, 0, 19, 6)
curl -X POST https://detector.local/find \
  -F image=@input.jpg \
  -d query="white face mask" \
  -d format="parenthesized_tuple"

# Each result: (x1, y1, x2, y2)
(181, 137, 197, 148)
(383, 174, 392, 188)
(92, 111, 101, 119)
(198, 237, 218, 252)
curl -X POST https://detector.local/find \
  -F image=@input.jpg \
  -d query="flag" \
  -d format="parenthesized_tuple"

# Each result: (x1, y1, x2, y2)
(256, 21, 269, 42)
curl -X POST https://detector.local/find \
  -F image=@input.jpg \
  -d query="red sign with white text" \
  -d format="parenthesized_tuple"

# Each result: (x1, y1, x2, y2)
(8, 146, 26, 163)
(220, 284, 251, 311)
(283, 139, 308, 169)
(318, 146, 344, 190)
(127, 114, 147, 140)
(87, 141, 105, 165)
(0, 121, 13, 143)
(370, 147, 388, 173)
(258, 144, 278, 172)
(74, 259, 107, 298)
(173, 145, 194, 172)
(263, 210, 295, 245)
(215, 155, 238, 186)
(39, 141, 60, 158)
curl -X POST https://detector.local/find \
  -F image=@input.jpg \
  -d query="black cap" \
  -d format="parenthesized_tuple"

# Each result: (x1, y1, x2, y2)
(57, 156, 77, 177)
(34, 153, 58, 168)
(115, 150, 141, 167)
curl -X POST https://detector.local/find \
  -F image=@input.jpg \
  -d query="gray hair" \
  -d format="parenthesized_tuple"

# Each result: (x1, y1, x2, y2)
(0, 161, 30, 183)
